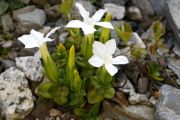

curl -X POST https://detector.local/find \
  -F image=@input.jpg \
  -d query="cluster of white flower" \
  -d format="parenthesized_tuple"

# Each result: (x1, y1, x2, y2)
(18, 3, 129, 76)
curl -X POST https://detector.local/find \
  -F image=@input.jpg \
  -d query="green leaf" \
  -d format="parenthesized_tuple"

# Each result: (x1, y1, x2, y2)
(66, 45, 75, 83)
(36, 82, 54, 99)
(74, 108, 85, 117)
(115, 22, 133, 43)
(0, 1, 9, 16)
(59, 0, 74, 17)
(146, 62, 164, 81)
(100, 13, 112, 43)
(87, 89, 104, 104)
(104, 87, 115, 98)
(71, 69, 82, 91)
(54, 96, 68, 105)
(151, 21, 165, 41)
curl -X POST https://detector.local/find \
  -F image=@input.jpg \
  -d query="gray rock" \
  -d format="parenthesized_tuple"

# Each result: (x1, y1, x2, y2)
(1, 14, 14, 32)
(1, 41, 13, 48)
(168, 57, 180, 79)
(104, 0, 128, 5)
(15, 55, 43, 82)
(128, 32, 146, 48)
(72, 0, 96, 19)
(104, 3, 125, 20)
(102, 100, 155, 120)
(118, 78, 149, 104)
(44, 5, 60, 21)
(148, 0, 170, 15)
(0, 58, 15, 69)
(13, 6, 46, 33)
(32, 0, 48, 6)
(127, 6, 142, 21)
(59, 32, 68, 43)
(13, 6, 36, 20)
(137, 77, 149, 94)
(155, 85, 180, 120)
(0, 67, 34, 120)
(132, 0, 154, 15)
(173, 44, 180, 57)
(114, 47, 133, 61)
(166, 0, 180, 45)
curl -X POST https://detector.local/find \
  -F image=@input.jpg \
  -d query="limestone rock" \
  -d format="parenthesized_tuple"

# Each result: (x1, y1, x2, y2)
(104, 3, 125, 20)
(132, 0, 154, 15)
(0, 67, 34, 120)
(127, 6, 142, 21)
(155, 85, 180, 120)
(166, 0, 180, 45)
(15, 55, 43, 82)
(13, 6, 46, 33)
(101, 100, 155, 120)
(1, 14, 14, 32)
(168, 57, 180, 79)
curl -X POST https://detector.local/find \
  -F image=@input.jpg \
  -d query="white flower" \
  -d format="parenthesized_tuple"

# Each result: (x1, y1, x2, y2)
(66, 3, 114, 35)
(18, 27, 61, 48)
(88, 39, 129, 76)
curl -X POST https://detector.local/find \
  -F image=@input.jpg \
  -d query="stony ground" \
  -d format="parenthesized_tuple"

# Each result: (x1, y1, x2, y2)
(0, 0, 180, 120)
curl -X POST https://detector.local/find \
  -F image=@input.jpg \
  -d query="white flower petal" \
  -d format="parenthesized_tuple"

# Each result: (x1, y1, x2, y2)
(30, 29, 44, 39)
(66, 20, 84, 28)
(81, 24, 96, 35)
(91, 9, 106, 22)
(75, 3, 89, 20)
(45, 27, 61, 38)
(18, 35, 40, 48)
(95, 22, 114, 29)
(88, 55, 104, 67)
(112, 56, 129, 65)
(105, 39, 116, 55)
(105, 64, 118, 76)
(93, 41, 106, 58)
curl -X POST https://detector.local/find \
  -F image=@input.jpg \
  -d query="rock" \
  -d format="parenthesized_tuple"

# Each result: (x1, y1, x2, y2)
(0, 67, 34, 119)
(104, 0, 128, 5)
(127, 6, 142, 21)
(17, 0, 31, 4)
(104, 3, 125, 20)
(114, 47, 133, 61)
(137, 77, 149, 94)
(0, 58, 15, 69)
(72, 0, 96, 19)
(148, 0, 169, 15)
(132, 0, 154, 15)
(15, 55, 43, 82)
(117, 78, 149, 104)
(49, 108, 62, 117)
(173, 44, 180, 57)
(1, 41, 13, 48)
(13, 6, 46, 33)
(168, 57, 180, 79)
(44, 5, 61, 21)
(128, 32, 146, 48)
(166, 0, 180, 45)
(155, 85, 180, 120)
(59, 32, 68, 43)
(13, 5, 36, 20)
(101, 100, 155, 120)
(1, 14, 14, 32)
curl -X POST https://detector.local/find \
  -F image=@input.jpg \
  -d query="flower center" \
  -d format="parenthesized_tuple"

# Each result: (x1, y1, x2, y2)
(103, 53, 112, 64)
(84, 17, 95, 26)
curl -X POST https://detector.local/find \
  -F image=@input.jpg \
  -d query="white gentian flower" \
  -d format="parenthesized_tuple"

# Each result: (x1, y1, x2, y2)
(18, 27, 61, 48)
(66, 3, 114, 35)
(88, 39, 129, 76)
